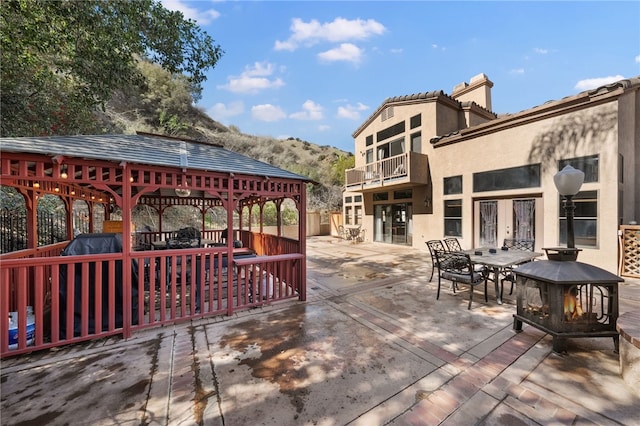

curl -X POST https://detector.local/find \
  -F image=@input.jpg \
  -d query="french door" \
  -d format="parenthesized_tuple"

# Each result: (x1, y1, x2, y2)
(475, 198, 539, 248)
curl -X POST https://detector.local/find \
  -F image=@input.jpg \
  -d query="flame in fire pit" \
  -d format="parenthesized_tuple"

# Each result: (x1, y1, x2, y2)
(563, 289, 584, 320)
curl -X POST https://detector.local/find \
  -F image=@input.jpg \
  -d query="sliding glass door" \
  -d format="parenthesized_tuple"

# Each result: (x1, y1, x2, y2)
(374, 203, 412, 245)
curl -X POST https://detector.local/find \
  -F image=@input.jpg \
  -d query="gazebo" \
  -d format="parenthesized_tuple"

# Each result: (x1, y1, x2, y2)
(1, 133, 311, 357)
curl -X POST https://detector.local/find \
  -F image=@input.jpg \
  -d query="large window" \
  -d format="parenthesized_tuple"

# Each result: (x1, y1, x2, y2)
(378, 137, 405, 159)
(559, 155, 598, 183)
(410, 114, 421, 129)
(377, 121, 405, 142)
(444, 176, 462, 195)
(344, 194, 364, 226)
(473, 164, 541, 192)
(411, 132, 422, 152)
(559, 190, 598, 247)
(354, 205, 362, 225)
(345, 206, 352, 225)
(365, 149, 373, 164)
(444, 199, 462, 237)
(394, 190, 412, 200)
(373, 192, 389, 202)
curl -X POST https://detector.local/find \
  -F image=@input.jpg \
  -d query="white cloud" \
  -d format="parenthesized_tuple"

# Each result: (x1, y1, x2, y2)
(635, 54, 640, 63)
(390, 48, 403, 54)
(289, 100, 324, 120)
(533, 47, 548, 54)
(207, 101, 244, 121)
(337, 102, 369, 120)
(574, 75, 625, 91)
(160, 0, 220, 25)
(509, 68, 525, 75)
(218, 62, 285, 94)
(318, 124, 331, 131)
(251, 104, 286, 122)
(274, 17, 386, 51)
(318, 43, 363, 63)
(242, 61, 276, 77)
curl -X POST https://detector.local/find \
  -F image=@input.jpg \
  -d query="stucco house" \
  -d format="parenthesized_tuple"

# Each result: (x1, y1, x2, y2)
(344, 73, 639, 273)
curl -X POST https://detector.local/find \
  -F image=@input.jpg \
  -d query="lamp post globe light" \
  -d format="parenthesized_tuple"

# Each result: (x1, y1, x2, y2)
(553, 165, 585, 249)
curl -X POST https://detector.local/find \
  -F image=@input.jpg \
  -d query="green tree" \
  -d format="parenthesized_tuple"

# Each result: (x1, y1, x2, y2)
(159, 110, 188, 136)
(0, 0, 224, 137)
(139, 60, 194, 119)
(330, 154, 355, 185)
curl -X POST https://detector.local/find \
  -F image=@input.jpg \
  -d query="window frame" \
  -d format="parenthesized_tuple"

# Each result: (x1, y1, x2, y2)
(558, 190, 598, 248)
(444, 199, 462, 237)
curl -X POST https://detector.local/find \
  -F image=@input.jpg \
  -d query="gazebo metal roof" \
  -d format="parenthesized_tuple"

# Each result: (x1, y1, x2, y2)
(0, 133, 312, 182)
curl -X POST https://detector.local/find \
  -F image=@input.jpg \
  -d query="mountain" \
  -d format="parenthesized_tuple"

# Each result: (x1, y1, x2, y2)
(100, 88, 353, 211)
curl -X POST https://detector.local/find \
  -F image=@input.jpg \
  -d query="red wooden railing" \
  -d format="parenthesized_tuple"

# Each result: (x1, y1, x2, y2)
(1, 235, 305, 358)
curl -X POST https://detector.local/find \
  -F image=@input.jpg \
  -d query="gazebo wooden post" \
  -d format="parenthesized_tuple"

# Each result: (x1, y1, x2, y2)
(63, 196, 73, 240)
(298, 184, 307, 301)
(226, 177, 236, 315)
(275, 199, 282, 238)
(87, 202, 95, 233)
(120, 162, 133, 338)
(17, 188, 38, 251)
(259, 203, 264, 234)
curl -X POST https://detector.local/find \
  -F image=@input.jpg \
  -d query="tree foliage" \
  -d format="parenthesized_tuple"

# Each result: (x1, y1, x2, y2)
(330, 154, 355, 186)
(0, 0, 223, 137)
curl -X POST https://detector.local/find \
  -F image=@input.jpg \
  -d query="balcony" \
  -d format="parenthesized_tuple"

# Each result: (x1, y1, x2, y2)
(345, 152, 429, 190)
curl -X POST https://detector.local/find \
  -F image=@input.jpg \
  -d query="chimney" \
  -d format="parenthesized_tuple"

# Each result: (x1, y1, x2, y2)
(452, 73, 493, 111)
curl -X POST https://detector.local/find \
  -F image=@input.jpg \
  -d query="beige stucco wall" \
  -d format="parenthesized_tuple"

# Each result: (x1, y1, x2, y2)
(346, 77, 639, 274)
(424, 102, 621, 271)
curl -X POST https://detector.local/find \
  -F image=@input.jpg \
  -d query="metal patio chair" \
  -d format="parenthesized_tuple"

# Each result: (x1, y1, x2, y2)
(500, 238, 535, 295)
(435, 250, 488, 310)
(444, 237, 463, 252)
(425, 240, 447, 282)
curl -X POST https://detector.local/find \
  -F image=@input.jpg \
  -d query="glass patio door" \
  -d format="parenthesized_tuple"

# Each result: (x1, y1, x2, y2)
(374, 205, 392, 243)
(475, 198, 538, 248)
(479, 201, 498, 247)
(374, 203, 412, 245)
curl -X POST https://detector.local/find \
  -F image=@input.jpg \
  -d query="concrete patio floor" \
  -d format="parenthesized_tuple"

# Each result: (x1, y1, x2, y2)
(1, 236, 639, 425)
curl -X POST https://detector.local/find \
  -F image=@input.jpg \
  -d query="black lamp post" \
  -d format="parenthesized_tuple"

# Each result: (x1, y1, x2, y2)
(553, 165, 584, 249)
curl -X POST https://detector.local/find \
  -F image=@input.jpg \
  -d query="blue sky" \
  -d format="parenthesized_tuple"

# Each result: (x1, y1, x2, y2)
(161, 1, 640, 153)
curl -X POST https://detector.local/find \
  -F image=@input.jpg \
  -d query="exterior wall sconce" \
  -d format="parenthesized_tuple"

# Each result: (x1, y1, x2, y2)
(553, 165, 585, 249)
